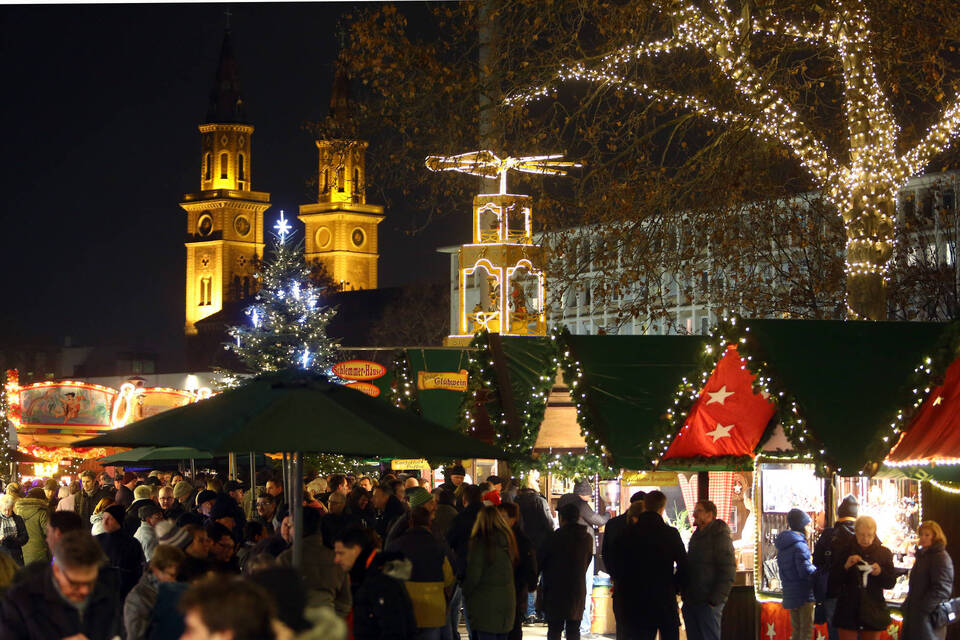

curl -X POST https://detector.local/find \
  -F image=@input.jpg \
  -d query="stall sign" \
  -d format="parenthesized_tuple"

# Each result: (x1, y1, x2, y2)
(417, 370, 469, 392)
(332, 360, 387, 381)
(345, 382, 380, 398)
(392, 458, 428, 470)
(621, 471, 679, 486)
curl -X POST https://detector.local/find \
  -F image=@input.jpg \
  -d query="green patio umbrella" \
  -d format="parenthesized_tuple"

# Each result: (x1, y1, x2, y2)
(98, 447, 214, 466)
(76, 370, 506, 460)
(77, 370, 506, 567)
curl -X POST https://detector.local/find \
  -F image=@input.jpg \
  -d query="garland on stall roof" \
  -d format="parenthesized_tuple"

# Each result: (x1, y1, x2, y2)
(553, 327, 616, 474)
(870, 321, 960, 472)
(389, 350, 423, 414)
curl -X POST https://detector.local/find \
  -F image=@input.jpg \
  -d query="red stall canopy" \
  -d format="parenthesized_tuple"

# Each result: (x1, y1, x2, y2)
(887, 356, 960, 465)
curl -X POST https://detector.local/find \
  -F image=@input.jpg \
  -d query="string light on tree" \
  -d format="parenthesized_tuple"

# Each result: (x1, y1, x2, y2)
(507, 2, 960, 320)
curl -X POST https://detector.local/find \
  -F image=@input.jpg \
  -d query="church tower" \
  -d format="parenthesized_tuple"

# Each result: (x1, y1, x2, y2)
(182, 30, 271, 335)
(299, 65, 384, 291)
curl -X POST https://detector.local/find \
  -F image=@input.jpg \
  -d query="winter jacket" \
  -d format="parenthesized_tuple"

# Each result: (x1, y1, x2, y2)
(431, 504, 458, 540)
(516, 488, 554, 551)
(557, 493, 609, 544)
(0, 564, 122, 639)
(600, 512, 629, 573)
(321, 512, 352, 549)
(74, 487, 106, 525)
(684, 518, 736, 606)
(14, 497, 49, 565)
(353, 551, 418, 640)
(830, 535, 897, 631)
(0, 513, 29, 566)
(124, 571, 160, 640)
(56, 492, 76, 513)
(278, 533, 351, 616)
(95, 529, 145, 598)
(116, 484, 135, 508)
(386, 526, 456, 629)
(538, 522, 593, 622)
(375, 495, 407, 540)
(815, 517, 856, 599)
(608, 511, 688, 630)
(775, 529, 816, 609)
(162, 500, 185, 521)
(902, 542, 954, 640)
(463, 530, 517, 633)
(135, 521, 158, 562)
(446, 502, 481, 579)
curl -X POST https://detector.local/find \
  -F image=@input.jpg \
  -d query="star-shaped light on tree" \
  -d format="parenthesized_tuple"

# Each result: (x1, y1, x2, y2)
(706, 385, 734, 405)
(706, 423, 735, 442)
(274, 210, 292, 242)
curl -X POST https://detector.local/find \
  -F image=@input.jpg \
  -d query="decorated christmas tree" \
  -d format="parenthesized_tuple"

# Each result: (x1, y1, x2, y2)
(0, 370, 14, 484)
(226, 212, 340, 376)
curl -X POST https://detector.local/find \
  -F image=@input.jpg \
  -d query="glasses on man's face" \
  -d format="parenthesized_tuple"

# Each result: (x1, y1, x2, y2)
(55, 561, 97, 590)
(257, 501, 270, 508)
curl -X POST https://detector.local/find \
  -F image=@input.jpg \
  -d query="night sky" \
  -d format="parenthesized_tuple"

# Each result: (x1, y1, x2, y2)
(0, 3, 461, 357)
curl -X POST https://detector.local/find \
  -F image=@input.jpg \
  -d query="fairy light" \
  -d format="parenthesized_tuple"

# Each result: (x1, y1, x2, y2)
(507, 3, 960, 318)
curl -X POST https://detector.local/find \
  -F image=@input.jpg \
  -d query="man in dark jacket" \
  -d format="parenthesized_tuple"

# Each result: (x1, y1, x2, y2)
(373, 484, 408, 540)
(439, 464, 466, 498)
(775, 509, 817, 640)
(609, 490, 687, 640)
(334, 527, 418, 640)
(278, 504, 351, 616)
(74, 470, 106, 528)
(95, 504, 145, 598)
(600, 490, 645, 572)
(516, 481, 555, 624)
(683, 499, 735, 640)
(813, 494, 858, 640)
(0, 530, 122, 639)
(115, 471, 137, 508)
(538, 502, 593, 640)
(557, 479, 609, 635)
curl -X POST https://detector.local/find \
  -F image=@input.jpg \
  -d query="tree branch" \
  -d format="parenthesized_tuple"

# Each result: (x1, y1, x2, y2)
(900, 96, 960, 178)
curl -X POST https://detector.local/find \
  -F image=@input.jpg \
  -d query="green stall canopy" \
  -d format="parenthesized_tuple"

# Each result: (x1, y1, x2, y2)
(564, 334, 707, 470)
(406, 348, 472, 429)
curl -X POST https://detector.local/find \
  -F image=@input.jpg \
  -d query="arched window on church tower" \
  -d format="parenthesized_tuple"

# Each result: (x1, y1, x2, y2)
(243, 276, 251, 298)
(353, 168, 360, 201)
(232, 275, 242, 301)
(199, 278, 211, 306)
(322, 169, 329, 193)
(220, 153, 229, 180)
(238, 154, 245, 181)
(204, 153, 212, 181)
(337, 166, 345, 192)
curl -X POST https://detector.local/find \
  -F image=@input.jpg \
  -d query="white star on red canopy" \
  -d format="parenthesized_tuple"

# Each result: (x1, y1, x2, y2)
(662, 345, 776, 461)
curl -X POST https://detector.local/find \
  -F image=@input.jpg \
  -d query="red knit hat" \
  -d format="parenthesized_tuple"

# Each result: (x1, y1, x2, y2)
(482, 490, 501, 505)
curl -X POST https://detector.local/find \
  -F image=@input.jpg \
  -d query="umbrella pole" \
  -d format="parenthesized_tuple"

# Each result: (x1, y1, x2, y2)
(228, 452, 237, 480)
(281, 453, 290, 507)
(292, 451, 304, 568)
(249, 452, 256, 506)
(190, 458, 196, 481)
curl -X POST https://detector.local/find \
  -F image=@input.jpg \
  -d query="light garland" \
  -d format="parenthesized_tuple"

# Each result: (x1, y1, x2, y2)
(507, 2, 960, 319)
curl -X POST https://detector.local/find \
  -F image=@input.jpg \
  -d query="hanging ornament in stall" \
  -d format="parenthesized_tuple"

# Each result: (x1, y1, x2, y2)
(662, 345, 776, 461)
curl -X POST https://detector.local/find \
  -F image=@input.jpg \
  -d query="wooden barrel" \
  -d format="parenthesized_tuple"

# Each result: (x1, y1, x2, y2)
(591, 583, 616, 634)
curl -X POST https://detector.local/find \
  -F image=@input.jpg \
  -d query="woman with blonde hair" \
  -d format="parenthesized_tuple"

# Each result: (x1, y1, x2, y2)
(830, 515, 897, 640)
(0, 494, 28, 566)
(464, 505, 518, 640)
(903, 520, 954, 640)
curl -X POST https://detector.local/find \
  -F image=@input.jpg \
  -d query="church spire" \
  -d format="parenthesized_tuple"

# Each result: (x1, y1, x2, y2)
(328, 63, 351, 125)
(206, 29, 247, 124)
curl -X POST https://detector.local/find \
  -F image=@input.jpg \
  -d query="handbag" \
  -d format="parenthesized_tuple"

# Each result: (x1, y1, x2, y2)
(930, 598, 960, 628)
(858, 584, 891, 630)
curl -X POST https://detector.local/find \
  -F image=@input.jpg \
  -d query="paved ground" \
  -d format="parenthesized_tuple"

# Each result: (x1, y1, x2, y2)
(457, 624, 616, 639)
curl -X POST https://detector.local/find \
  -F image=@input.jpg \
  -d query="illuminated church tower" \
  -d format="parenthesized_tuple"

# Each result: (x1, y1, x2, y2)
(182, 30, 271, 335)
(299, 65, 384, 290)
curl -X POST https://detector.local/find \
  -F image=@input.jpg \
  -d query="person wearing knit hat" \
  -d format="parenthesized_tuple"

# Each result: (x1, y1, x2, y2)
(811, 495, 861, 639)
(408, 487, 435, 510)
(134, 503, 163, 561)
(440, 464, 467, 495)
(556, 478, 610, 636)
(195, 490, 217, 517)
(156, 520, 193, 551)
(776, 509, 817, 640)
(123, 484, 157, 537)
(383, 487, 436, 546)
(173, 480, 194, 506)
(482, 490, 502, 506)
(96, 503, 146, 598)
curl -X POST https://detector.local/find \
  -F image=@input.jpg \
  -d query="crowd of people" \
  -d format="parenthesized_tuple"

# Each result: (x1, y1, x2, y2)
(0, 466, 953, 640)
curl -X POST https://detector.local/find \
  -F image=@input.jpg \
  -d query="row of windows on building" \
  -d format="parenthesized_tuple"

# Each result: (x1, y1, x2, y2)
(197, 275, 253, 306)
(321, 167, 361, 195)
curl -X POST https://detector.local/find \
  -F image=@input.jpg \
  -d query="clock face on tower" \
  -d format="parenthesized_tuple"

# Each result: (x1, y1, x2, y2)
(352, 228, 365, 247)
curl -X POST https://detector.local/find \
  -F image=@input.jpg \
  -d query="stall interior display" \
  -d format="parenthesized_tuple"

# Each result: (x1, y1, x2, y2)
(835, 476, 919, 604)
(758, 463, 825, 595)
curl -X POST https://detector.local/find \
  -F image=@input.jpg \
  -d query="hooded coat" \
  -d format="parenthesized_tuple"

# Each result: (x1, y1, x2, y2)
(353, 552, 418, 640)
(463, 530, 517, 633)
(830, 535, 897, 631)
(516, 488, 554, 551)
(684, 518, 736, 606)
(14, 496, 49, 565)
(902, 542, 955, 640)
(775, 529, 817, 609)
